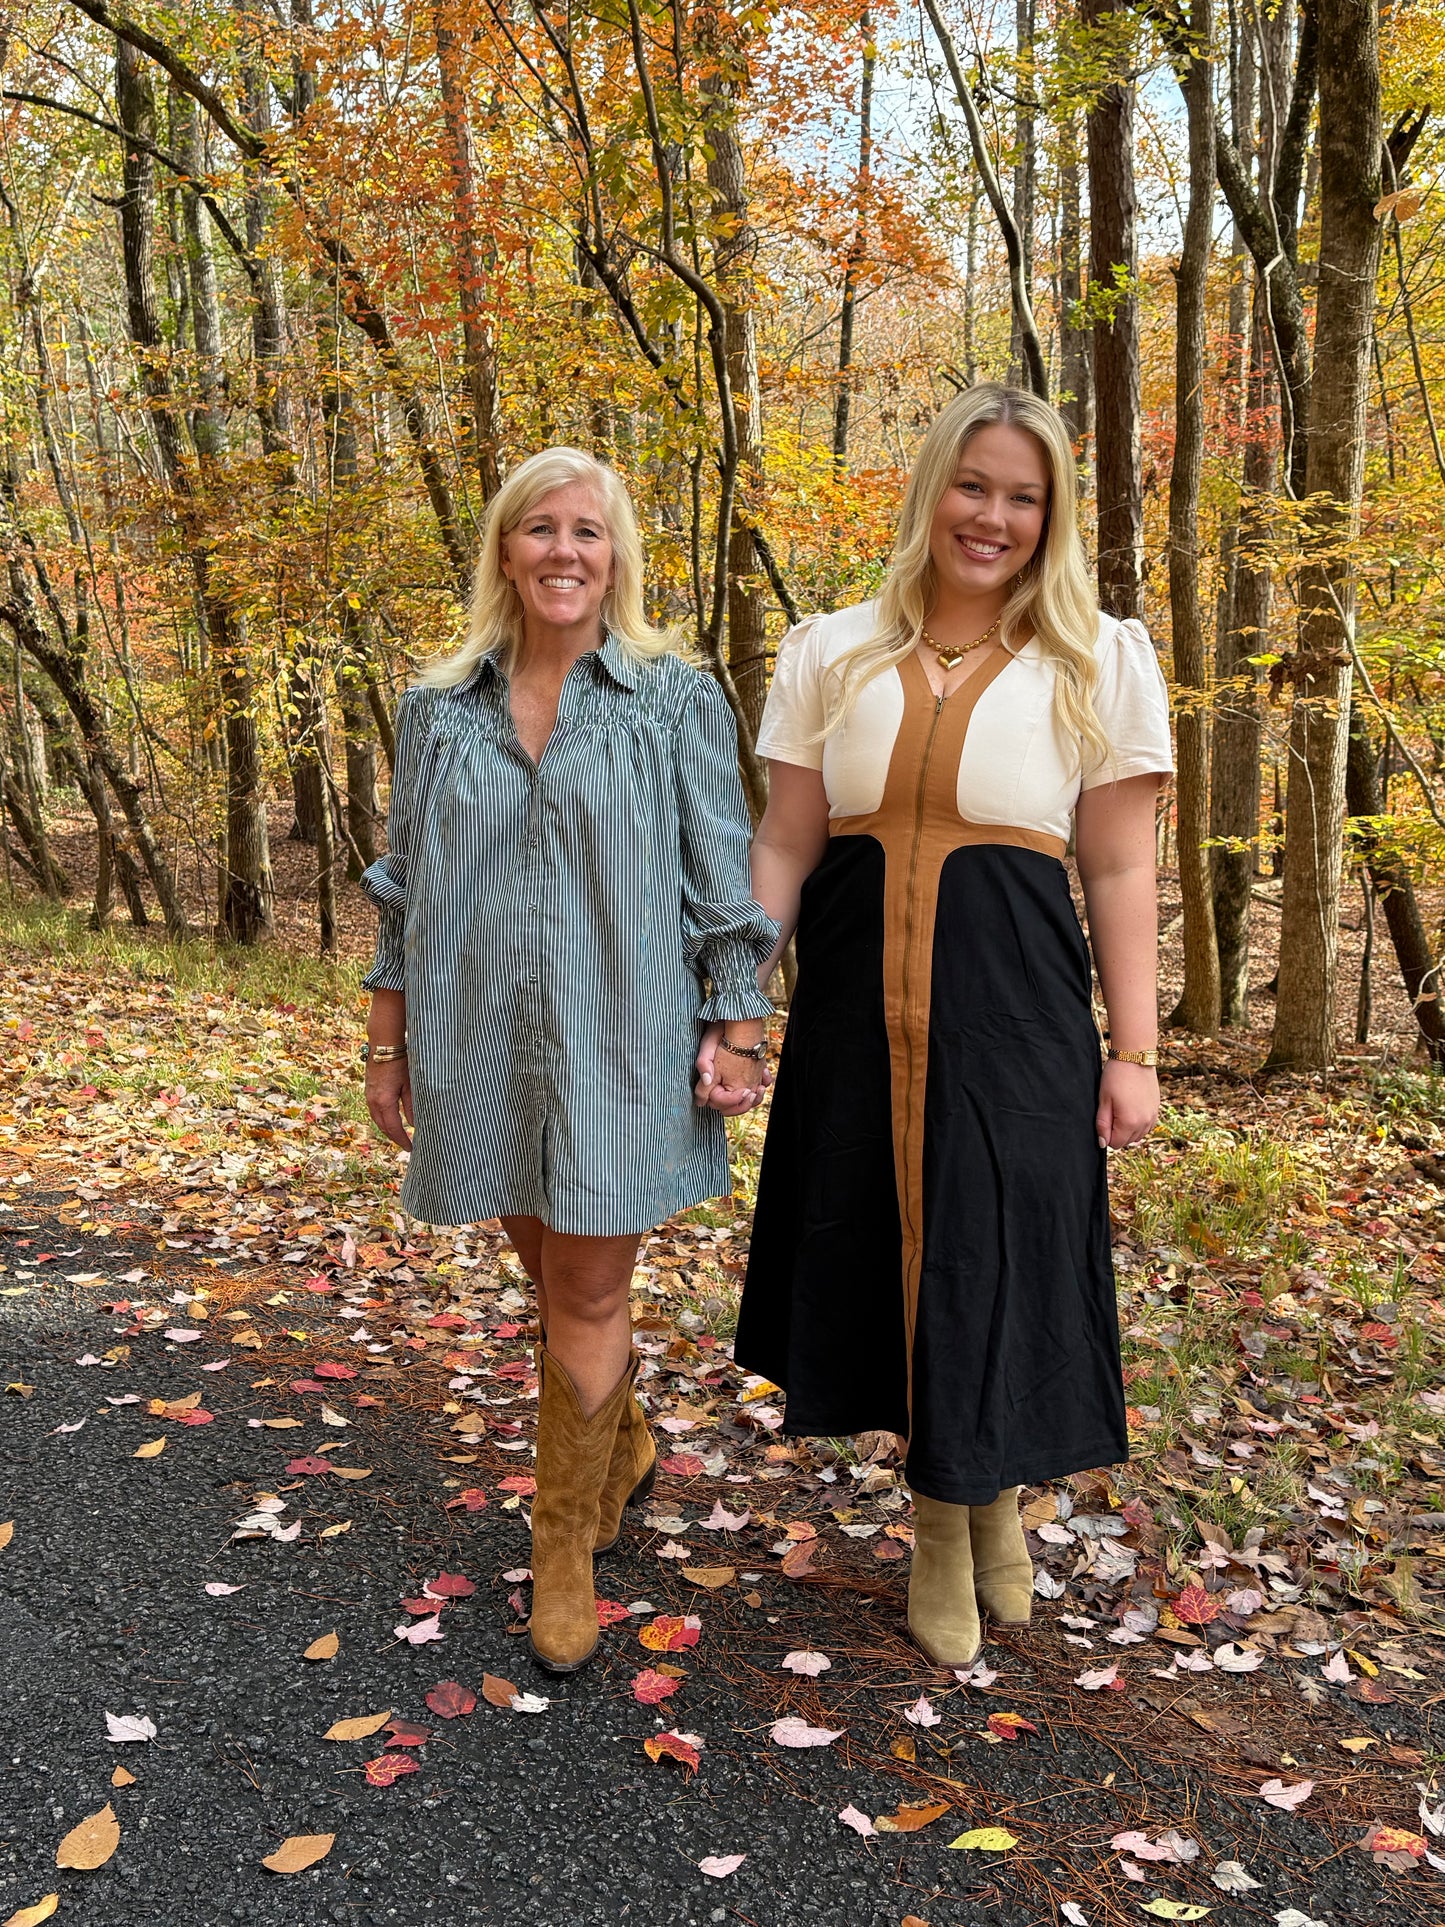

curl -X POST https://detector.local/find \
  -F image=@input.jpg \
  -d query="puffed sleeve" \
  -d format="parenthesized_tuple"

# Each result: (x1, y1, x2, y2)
(674, 672, 782, 1023)
(1081, 615, 1175, 790)
(755, 616, 826, 769)
(359, 687, 437, 992)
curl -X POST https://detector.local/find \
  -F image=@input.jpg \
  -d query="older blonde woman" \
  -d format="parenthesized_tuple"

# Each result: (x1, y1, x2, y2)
(361, 448, 776, 1674)
(733, 386, 1172, 1667)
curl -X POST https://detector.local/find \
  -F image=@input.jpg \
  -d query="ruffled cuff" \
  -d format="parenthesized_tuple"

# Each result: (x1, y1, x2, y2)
(696, 934, 779, 1023)
(360, 856, 407, 992)
(361, 910, 406, 992)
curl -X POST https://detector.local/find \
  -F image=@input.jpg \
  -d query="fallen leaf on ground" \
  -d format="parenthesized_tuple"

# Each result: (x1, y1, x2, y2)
(285, 1456, 332, 1476)
(698, 1500, 750, 1531)
(261, 1833, 335, 1873)
(780, 1649, 832, 1676)
(55, 1803, 120, 1870)
(948, 1827, 1017, 1852)
(4, 1896, 58, 1926)
(110, 1766, 136, 1788)
(364, 1753, 419, 1785)
(1171, 1584, 1221, 1625)
(838, 1804, 877, 1838)
(324, 1710, 392, 1741)
(1338, 1735, 1377, 1753)
(1213, 1643, 1264, 1673)
(304, 1631, 339, 1661)
(986, 1712, 1037, 1741)
(903, 1695, 942, 1727)
(644, 1730, 702, 1773)
(1061, 1906, 1089, 1927)
(681, 1566, 734, 1589)
(204, 1582, 245, 1596)
(481, 1674, 520, 1708)
(697, 1854, 745, 1877)
(423, 1572, 476, 1599)
(640, 1613, 701, 1652)
(1209, 1861, 1261, 1892)
(426, 1681, 477, 1719)
(0, 1521, 12, 1550)
(770, 1717, 843, 1748)
(1362, 1825, 1427, 1857)
(874, 1801, 951, 1833)
(633, 1668, 682, 1704)
(1076, 1663, 1123, 1691)
(132, 1437, 166, 1458)
(383, 1718, 430, 1748)
(509, 1692, 550, 1713)
(1138, 1905, 1210, 1921)
(105, 1712, 157, 1743)
(393, 1613, 444, 1645)
(1258, 1778, 1313, 1809)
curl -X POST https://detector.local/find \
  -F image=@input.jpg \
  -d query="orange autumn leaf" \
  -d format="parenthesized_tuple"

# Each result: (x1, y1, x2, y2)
(873, 1801, 951, 1833)
(1172, 1584, 1222, 1626)
(639, 1613, 701, 1652)
(643, 1730, 701, 1774)
(261, 1833, 335, 1874)
(55, 1803, 120, 1870)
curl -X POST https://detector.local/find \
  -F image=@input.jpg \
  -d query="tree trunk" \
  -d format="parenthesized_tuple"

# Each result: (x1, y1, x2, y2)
(1165, 0, 1220, 1034)
(702, 41, 769, 744)
(833, 10, 874, 470)
(435, 0, 502, 504)
(149, 56, 274, 943)
(1083, 0, 1143, 616)
(1345, 701, 1445, 1063)
(924, 0, 1048, 398)
(1267, 0, 1380, 1068)
(1213, 285, 1272, 1024)
(1009, 0, 1037, 385)
(1058, 115, 1091, 453)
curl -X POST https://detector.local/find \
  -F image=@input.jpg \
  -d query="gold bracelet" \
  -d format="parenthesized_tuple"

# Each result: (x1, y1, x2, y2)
(1107, 1048, 1158, 1067)
(365, 1042, 409, 1063)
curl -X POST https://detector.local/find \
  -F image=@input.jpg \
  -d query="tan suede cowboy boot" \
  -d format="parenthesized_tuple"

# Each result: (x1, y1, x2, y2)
(594, 1355, 657, 1554)
(906, 1491, 981, 1668)
(527, 1349, 635, 1673)
(970, 1486, 1033, 1624)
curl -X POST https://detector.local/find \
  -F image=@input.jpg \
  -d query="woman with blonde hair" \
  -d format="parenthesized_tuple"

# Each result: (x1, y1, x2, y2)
(729, 385, 1172, 1667)
(361, 447, 776, 1674)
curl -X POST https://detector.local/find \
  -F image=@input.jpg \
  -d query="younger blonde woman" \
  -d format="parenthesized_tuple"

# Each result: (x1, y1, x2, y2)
(362, 448, 776, 1674)
(731, 386, 1172, 1667)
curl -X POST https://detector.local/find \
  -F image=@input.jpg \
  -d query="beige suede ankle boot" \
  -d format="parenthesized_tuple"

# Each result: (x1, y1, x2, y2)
(527, 1349, 634, 1674)
(594, 1355, 657, 1554)
(907, 1491, 981, 1668)
(970, 1486, 1033, 1624)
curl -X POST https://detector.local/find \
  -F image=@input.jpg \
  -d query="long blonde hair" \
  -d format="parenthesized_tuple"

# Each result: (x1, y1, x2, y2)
(420, 447, 680, 686)
(821, 384, 1109, 773)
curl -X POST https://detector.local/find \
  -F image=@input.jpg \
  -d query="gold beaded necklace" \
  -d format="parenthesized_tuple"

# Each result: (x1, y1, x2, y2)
(920, 611, 1004, 669)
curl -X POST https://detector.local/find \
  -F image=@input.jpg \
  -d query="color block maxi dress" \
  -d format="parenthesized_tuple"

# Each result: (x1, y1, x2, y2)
(360, 639, 778, 1236)
(734, 604, 1173, 1504)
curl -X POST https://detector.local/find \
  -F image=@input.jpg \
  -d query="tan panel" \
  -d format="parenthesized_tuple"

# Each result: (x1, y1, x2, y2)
(826, 648, 1065, 1426)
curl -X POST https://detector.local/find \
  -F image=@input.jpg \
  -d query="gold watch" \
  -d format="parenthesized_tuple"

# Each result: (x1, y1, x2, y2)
(1106, 1048, 1158, 1067)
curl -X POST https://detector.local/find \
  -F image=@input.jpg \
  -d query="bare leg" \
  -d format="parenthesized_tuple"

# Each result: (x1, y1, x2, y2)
(536, 1229, 639, 1415)
(500, 1214, 548, 1332)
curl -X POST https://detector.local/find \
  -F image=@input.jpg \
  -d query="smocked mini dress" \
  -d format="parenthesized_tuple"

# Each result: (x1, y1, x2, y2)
(734, 603, 1173, 1504)
(360, 639, 778, 1236)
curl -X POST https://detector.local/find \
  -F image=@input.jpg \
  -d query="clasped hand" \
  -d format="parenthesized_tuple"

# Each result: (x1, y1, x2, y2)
(694, 1024, 771, 1115)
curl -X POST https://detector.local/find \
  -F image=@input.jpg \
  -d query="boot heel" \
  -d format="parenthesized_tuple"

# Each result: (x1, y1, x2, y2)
(626, 1457, 657, 1510)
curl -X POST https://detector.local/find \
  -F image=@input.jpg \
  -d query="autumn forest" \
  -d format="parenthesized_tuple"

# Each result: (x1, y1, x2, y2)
(0, 0, 1435, 1072)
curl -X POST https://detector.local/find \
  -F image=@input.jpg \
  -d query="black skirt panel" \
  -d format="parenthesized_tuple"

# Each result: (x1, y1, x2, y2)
(906, 846, 1127, 1501)
(733, 835, 909, 1436)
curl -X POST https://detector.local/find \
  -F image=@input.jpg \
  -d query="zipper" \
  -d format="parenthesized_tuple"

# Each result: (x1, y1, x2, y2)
(898, 692, 946, 1258)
